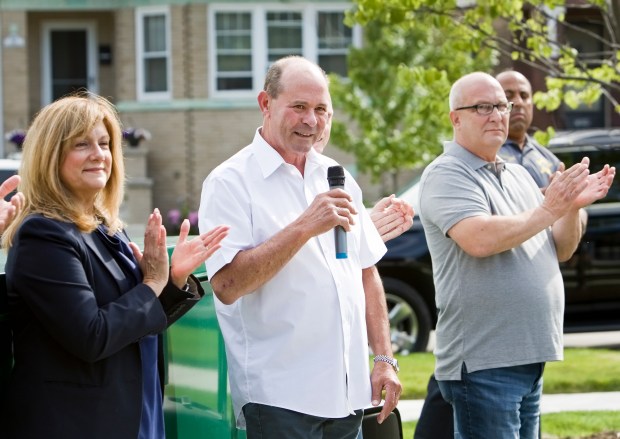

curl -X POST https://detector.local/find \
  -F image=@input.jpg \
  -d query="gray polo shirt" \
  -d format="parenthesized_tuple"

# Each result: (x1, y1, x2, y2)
(418, 141, 564, 381)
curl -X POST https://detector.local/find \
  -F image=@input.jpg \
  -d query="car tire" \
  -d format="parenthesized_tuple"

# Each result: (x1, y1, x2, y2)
(382, 277, 432, 354)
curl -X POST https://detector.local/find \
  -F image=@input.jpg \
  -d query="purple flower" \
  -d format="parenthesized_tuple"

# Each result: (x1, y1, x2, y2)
(5, 129, 26, 148)
(166, 207, 199, 236)
(167, 209, 181, 226)
(122, 127, 151, 146)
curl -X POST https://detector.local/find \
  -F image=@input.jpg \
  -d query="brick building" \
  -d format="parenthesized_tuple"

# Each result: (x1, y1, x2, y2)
(0, 1, 616, 228)
(0, 0, 361, 228)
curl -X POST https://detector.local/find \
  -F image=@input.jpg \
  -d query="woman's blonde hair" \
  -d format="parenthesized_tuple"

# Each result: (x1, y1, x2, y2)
(2, 93, 126, 248)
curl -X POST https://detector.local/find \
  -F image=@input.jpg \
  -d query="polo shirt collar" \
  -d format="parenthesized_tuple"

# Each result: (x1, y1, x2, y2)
(443, 140, 506, 176)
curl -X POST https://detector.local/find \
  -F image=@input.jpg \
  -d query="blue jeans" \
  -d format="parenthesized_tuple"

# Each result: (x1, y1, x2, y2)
(242, 403, 362, 439)
(437, 363, 544, 439)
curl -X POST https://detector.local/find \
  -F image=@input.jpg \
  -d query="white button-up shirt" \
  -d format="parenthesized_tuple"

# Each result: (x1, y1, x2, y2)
(199, 129, 386, 428)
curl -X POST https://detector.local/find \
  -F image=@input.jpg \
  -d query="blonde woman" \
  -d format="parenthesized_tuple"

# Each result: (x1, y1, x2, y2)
(1, 93, 228, 438)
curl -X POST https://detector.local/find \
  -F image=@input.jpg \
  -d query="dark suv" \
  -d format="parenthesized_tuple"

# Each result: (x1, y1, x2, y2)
(379, 128, 620, 354)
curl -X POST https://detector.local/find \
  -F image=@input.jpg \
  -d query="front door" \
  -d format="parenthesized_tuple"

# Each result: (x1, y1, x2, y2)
(41, 22, 98, 106)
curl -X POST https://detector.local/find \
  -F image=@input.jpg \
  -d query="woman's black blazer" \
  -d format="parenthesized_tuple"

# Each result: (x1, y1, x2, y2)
(2, 214, 204, 439)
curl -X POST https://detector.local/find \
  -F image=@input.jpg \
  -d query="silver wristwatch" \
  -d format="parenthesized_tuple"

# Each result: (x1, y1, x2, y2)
(373, 354, 399, 373)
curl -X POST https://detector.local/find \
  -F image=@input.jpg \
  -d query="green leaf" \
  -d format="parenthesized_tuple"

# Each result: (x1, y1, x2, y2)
(339, 0, 620, 191)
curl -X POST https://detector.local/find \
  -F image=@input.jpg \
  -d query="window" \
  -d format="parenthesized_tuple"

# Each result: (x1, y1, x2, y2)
(317, 11, 352, 76)
(215, 12, 253, 91)
(136, 6, 171, 100)
(209, 3, 358, 96)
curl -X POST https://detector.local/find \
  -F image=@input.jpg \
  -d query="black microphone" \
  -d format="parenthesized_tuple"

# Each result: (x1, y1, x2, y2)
(327, 165, 348, 259)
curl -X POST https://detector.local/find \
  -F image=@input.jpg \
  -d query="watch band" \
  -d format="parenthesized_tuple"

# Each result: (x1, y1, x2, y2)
(373, 354, 399, 373)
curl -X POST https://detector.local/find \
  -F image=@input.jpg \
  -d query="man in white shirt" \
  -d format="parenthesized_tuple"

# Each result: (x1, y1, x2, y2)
(199, 56, 401, 438)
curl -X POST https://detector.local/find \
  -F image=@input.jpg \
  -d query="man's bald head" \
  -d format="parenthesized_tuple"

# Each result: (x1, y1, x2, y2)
(496, 70, 534, 146)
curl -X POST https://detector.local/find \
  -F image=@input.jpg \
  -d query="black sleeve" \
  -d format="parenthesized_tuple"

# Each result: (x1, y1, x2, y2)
(158, 273, 205, 327)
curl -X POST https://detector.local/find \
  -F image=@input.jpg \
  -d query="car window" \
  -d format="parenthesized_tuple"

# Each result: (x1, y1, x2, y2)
(550, 145, 620, 204)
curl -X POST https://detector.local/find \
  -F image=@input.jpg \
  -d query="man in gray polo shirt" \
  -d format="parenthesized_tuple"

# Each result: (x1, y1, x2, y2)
(417, 71, 615, 439)
(415, 69, 589, 439)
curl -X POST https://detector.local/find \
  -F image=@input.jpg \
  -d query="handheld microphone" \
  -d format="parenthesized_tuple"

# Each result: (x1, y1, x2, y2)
(327, 165, 348, 259)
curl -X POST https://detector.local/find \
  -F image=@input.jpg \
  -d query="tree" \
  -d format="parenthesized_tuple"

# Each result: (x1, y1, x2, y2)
(348, 0, 619, 144)
(329, 17, 496, 190)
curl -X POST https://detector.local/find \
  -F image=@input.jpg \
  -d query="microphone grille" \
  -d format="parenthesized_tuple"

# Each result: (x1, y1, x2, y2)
(327, 165, 345, 179)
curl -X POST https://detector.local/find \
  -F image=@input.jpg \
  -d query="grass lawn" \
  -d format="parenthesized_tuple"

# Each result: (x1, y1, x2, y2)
(394, 348, 620, 399)
(401, 411, 620, 438)
(393, 348, 620, 438)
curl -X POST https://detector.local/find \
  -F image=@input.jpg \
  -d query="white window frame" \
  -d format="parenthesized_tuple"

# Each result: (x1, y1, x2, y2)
(136, 5, 172, 101)
(40, 21, 98, 107)
(208, 3, 360, 99)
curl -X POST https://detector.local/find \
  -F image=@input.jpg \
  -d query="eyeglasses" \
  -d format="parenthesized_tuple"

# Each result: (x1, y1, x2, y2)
(455, 102, 513, 115)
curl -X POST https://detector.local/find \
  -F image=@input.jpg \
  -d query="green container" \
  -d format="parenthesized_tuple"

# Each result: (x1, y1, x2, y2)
(162, 262, 245, 439)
